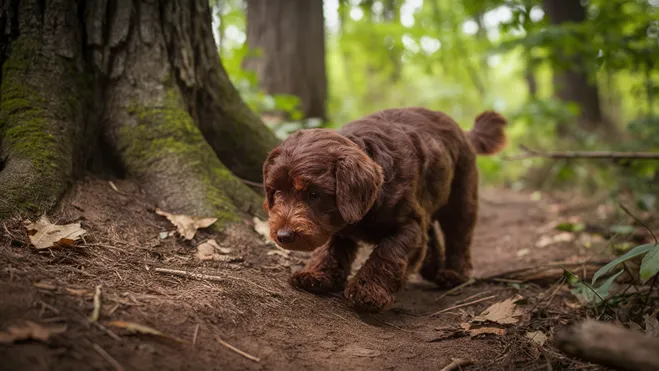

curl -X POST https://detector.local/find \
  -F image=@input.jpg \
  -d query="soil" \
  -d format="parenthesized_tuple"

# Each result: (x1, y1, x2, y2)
(0, 178, 644, 371)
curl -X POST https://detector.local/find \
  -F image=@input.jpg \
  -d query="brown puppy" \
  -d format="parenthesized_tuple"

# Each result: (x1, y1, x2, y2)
(262, 107, 507, 313)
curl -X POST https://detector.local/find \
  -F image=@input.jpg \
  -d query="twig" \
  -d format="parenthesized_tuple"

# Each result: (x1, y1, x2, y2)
(193, 324, 200, 346)
(215, 335, 260, 362)
(481, 260, 610, 282)
(506, 145, 659, 161)
(429, 295, 497, 317)
(153, 268, 280, 296)
(94, 322, 122, 342)
(435, 278, 477, 301)
(89, 285, 102, 323)
(92, 343, 125, 371)
(237, 177, 263, 188)
(439, 358, 474, 371)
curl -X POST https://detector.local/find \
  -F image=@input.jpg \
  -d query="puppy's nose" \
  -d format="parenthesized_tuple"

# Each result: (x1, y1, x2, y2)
(276, 229, 295, 244)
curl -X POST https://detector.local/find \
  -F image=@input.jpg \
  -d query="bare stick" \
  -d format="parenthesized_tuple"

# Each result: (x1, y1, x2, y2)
(89, 285, 102, 323)
(192, 324, 200, 346)
(429, 295, 497, 317)
(153, 268, 280, 296)
(215, 335, 261, 362)
(435, 278, 477, 302)
(439, 358, 474, 371)
(555, 320, 659, 371)
(506, 145, 659, 161)
(480, 260, 609, 282)
(92, 343, 125, 371)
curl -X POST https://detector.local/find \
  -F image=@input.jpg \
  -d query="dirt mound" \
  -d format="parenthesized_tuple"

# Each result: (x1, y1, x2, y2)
(0, 179, 614, 370)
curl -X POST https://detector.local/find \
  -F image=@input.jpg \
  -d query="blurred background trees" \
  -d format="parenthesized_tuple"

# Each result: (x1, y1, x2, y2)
(212, 0, 659, 208)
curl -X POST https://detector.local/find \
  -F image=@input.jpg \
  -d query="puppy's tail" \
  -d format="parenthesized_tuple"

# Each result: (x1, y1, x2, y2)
(466, 110, 507, 155)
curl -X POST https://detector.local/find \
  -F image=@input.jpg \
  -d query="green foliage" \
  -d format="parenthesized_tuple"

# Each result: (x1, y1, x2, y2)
(567, 268, 624, 305)
(593, 242, 659, 285)
(212, 0, 659, 192)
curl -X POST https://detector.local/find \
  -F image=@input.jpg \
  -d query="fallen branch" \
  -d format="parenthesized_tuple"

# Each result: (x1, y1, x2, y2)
(153, 268, 280, 296)
(506, 145, 659, 161)
(439, 358, 474, 371)
(92, 343, 125, 371)
(215, 335, 260, 362)
(555, 320, 659, 371)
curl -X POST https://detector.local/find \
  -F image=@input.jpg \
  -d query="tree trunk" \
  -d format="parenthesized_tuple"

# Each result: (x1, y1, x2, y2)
(0, 0, 275, 225)
(244, 0, 327, 122)
(542, 0, 616, 137)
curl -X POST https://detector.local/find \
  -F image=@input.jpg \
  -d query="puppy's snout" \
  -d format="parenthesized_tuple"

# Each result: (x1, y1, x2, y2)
(276, 228, 296, 244)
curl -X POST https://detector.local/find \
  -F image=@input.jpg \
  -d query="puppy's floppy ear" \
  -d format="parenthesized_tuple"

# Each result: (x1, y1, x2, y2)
(335, 146, 383, 224)
(262, 147, 282, 212)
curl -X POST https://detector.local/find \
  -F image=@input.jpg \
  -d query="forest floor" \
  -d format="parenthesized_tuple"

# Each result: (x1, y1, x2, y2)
(0, 178, 656, 371)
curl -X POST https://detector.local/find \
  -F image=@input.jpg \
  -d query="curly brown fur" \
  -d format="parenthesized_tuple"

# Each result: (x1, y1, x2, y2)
(263, 107, 507, 313)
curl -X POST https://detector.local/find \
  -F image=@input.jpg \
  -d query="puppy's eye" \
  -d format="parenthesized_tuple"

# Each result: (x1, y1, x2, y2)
(273, 190, 282, 199)
(308, 190, 321, 201)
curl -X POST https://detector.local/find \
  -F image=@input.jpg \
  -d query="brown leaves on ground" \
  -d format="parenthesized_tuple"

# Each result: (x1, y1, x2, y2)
(472, 295, 526, 325)
(0, 321, 67, 343)
(155, 208, 217, 240)
(195, 239, 237, 262)
(460, 295, 527, 338)
(24, 215, 86, 249)
(525, 331, 549, 346)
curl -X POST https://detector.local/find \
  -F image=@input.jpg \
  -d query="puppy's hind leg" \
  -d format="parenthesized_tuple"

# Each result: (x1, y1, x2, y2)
(431, 155, 478, 289)
(419, 220, 446, 282)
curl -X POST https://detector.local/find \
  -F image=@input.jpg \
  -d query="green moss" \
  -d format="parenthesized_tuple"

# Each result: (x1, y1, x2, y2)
(118, 84, 262, 225)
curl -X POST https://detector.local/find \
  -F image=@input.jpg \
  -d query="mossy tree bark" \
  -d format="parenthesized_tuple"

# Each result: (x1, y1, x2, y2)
(0, 0, 278, 224)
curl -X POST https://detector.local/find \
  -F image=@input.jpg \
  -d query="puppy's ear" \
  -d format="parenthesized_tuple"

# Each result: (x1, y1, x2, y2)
(335, 147, 383, 224)
(262, 147, 282, 212)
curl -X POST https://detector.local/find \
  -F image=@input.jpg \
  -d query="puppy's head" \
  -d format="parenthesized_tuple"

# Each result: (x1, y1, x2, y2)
(262, 129, 383, 251)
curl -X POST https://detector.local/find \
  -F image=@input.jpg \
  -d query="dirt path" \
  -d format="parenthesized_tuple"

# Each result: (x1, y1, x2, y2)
(0, 179, 605, 371)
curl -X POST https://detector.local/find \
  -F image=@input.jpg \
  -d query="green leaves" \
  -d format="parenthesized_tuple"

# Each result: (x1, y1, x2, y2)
(592, 243, 659, 285)
(640, 244, 659, 283)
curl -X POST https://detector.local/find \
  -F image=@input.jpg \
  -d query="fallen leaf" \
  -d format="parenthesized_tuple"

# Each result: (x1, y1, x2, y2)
(253, 217, 273, 243)
(0, 321, 66, 343)
(107, 320, 185, 343)
(472, 295, 525, 325)
(155, 208, 217, 240)
(644, 315, 659, 338)
(196, 239, 237, 262)
(525, 331, 548, 346)
(535, 232, 575, 248)
(159, 232, 169, 240)
(24, 215, 86, 249)
(469, 327, 506, 337)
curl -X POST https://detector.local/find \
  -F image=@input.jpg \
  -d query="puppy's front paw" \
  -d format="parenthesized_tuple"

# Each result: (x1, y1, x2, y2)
(290, 269, 345, 294)
(434, 269, 469, 290)
(344, 279, 394, 313)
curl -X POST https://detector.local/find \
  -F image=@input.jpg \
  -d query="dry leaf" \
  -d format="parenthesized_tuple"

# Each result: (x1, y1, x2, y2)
(253, 217, 272, 243)
(526, 331, 548, 346)
(155, 208, 217, 240)
(535, 232, 575, 248)
(469, 327, 506, 337)
(24, 215, 86, 249)
(196, 239, 235, 261)
(472, 295, 525, 325)
(107, 320, 185, 343)
(644, 315, 659, 338)
(0, 321, 66, 343)
(460, 322, 505, 337)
